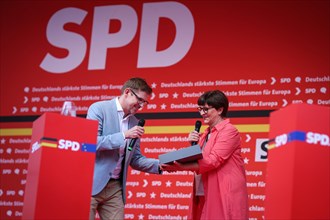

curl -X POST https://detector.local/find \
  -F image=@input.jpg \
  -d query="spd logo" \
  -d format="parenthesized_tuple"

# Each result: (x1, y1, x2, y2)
(58, 139, 80, 151)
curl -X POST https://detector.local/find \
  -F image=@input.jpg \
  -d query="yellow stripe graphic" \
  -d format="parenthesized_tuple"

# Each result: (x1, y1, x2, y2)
(0, 124, 269, 136)
(235, 124, 269, 133)
(267, 143, 276, 150)
(145, 124, 269, 134)
(0, 128, 32, 136)
(40, 142, 57, 148)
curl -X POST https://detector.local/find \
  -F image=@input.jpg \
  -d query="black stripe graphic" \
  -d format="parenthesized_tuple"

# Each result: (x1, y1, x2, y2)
(0, 110, 273, 123)
(40, 137, 58, 142)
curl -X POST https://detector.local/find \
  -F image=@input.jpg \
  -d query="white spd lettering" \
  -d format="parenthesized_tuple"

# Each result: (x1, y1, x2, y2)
(40, 2, 195, 73)
(58, 139, 80, 151)
(31, 141, 40, 153)
(306, 132, 329, 146)
(275, 134, 287, 147)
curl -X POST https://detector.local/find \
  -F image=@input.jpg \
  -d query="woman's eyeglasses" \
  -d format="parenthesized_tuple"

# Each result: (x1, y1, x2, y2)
(197, 106, 214, 113)
(130, 89, 149, 107)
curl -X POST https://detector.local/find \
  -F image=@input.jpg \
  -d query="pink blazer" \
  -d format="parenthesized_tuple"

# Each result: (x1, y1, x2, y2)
(189, 119, 249, 220)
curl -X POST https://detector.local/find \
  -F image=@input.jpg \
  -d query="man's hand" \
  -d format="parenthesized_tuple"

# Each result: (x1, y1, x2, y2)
(124, 125, 145, 139)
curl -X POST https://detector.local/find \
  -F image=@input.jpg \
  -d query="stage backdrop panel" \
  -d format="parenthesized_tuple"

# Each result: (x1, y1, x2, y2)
(0, 0, 329, 219)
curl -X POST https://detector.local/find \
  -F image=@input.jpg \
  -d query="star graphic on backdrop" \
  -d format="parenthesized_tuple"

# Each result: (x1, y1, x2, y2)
(166, 180, 172, 187)
(138, 213, 144, 220)
(161, 104, 167, 110)
(244, 157, 249, 164)
(151, 83, 157, 89)
(172, 92, 178, 98)
(150, 192, 156, 199)
(1, 138, 6, 144)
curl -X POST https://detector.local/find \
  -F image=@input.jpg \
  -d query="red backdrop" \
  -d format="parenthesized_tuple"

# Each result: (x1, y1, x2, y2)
(0, 0, 329, 219)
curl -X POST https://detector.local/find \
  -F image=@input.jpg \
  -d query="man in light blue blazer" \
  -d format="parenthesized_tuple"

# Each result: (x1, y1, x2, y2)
(87, 78, 161, 220)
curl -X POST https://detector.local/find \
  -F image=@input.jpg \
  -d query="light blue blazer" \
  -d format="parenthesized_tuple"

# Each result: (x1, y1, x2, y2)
(86, 99, 160, 203)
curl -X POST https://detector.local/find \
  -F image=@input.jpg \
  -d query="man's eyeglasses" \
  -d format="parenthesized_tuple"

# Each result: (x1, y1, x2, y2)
(130, 89, 149, 107)
(197, 106, 214, 114)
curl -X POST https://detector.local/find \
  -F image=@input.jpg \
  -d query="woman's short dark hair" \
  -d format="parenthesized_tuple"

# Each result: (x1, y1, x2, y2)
(121, 77, 152, 95)
(198, 90, 229, 117)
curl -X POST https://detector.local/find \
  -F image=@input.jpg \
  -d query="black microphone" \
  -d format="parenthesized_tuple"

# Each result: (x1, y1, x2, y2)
(128, 119, 145, 151)
(191, 120, 202, 145)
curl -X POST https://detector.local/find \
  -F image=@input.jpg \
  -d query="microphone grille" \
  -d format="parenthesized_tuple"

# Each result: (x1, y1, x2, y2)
(195, 120, 202, 128)
(138, 119, 145, 127)
(195, 120, 202, 132)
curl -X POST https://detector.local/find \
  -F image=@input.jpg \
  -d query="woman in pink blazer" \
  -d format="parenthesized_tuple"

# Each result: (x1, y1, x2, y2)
(161, 90, 249, 220)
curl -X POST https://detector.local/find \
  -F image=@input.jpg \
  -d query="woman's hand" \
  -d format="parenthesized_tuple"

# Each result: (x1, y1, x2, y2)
(188, 131, 200, 144)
